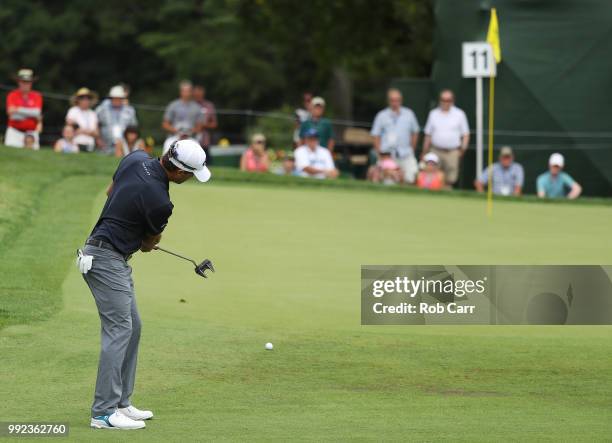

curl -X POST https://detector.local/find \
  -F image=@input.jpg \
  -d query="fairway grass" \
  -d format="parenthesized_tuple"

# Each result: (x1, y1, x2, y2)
(1, 149, 612, 441)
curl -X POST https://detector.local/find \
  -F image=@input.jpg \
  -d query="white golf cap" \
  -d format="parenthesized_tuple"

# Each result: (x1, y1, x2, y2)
(168, 139, 211, 182)
(108, 85, 127, 98)
(424, 152, 440, 164)
(549, 152, 564, 167)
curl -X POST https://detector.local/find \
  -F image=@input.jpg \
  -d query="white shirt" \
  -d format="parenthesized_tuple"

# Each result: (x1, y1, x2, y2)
(66, 106, 98, 147)
(423, 106, 469, 150)
(370, 106, 420, 159)
(294, 145, 335, 179)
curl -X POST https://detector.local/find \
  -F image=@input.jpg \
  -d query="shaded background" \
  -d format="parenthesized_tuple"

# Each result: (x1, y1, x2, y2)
(416, 0, 612, 195)
(1, 0, 611, 195)
(0, 0, 432, 144)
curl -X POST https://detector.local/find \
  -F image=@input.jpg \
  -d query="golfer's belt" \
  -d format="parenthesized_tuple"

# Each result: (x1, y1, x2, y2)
(86, 238, 132, 261)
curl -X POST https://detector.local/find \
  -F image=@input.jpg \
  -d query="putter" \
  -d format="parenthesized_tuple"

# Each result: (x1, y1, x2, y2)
(153, 246, 215, 278)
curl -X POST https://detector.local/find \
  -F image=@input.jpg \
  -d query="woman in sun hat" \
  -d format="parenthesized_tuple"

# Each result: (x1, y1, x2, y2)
(240, 133, 270, 173)
(66, 87, 99, 152)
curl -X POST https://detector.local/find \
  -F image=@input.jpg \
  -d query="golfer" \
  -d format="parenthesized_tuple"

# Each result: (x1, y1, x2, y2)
(77, 139, 211, 430)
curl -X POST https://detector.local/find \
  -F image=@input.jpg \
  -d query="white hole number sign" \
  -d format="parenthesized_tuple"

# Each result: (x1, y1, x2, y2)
(462, 42, 496, 78)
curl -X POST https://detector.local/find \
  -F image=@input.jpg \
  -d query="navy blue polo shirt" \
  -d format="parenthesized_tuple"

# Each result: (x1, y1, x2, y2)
(90, 150, 174, 255)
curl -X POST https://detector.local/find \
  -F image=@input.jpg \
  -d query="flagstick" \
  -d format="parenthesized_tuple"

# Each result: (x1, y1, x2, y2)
(487, 74, 495, 217)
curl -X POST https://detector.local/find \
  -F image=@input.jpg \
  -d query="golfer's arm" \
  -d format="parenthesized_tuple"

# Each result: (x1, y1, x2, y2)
(474, 180, 484, 193)
(141, 233, 162, 252)
(513, 185, 522, 196)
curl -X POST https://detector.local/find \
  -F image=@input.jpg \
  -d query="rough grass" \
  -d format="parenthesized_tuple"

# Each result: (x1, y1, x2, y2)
(0, 148, 117, 329)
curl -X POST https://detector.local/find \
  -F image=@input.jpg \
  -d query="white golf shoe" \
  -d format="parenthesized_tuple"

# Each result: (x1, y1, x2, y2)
(118, 405, 154, 421)
(90, 411, 145, 430)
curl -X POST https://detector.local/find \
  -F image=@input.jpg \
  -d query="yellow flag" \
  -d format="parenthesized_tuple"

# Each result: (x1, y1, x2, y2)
(487, 8, 501, 63)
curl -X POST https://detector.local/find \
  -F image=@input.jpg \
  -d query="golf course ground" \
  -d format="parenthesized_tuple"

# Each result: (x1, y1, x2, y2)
(1, 147, 611, 441)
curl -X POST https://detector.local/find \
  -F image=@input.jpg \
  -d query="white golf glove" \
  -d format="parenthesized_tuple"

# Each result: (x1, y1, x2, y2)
(76, 249, 93, 274)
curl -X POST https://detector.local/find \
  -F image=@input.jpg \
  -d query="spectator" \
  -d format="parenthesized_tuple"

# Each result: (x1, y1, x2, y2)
(5, 68, 43, 149)
(293, 91, 312, 147)
(66, 87, 99, 152)
(116, 126, 145, 157)
(537, 153, 582, 199)
(162, 123, 198, 154)
(371, 88, 420, 183)
(295, 128, 339, 179)
(193, 84, 218, 160)
(163, 80, 204, 152)
(53, 124, 79, 154)
(416, 152, 445, 191)
(240, 133, 270, 173)
(119, 83, 131, 105)
(367, 151, 402, 185)
(24, 133, 36, 149)
(283, 156, 296, 175)
(475, 146, 524, 196)
(96, 85, 137, 154)
(299, 96, 335, 151)
(421, 89, 470, 188)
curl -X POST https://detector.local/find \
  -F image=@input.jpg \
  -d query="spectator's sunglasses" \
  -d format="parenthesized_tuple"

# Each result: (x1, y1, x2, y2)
(169, 142, 206, 173)
(254, 140, 265, 145)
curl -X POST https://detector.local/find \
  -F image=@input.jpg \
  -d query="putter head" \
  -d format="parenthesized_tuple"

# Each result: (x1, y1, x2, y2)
(195, 259, 215, 278)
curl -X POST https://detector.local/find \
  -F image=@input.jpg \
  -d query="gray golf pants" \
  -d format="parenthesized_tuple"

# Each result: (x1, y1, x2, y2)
(82, 244, 141, 417)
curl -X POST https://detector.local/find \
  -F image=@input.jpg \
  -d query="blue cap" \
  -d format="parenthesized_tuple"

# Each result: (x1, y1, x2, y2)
(304, 128, 319, 138)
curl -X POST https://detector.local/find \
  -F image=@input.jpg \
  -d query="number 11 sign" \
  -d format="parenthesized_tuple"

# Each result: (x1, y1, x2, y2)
(463, 42, 496, 78)
(462, 42, 495, 179)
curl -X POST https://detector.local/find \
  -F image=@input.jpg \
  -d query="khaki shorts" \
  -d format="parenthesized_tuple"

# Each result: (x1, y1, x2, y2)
(431, 147, 460, 185)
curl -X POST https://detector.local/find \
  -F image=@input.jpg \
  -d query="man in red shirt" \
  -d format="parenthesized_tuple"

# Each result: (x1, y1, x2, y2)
(5, 68, 43, 149)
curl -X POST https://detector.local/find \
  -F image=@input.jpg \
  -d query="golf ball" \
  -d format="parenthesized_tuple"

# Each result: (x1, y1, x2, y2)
(265, 342, 274, 350)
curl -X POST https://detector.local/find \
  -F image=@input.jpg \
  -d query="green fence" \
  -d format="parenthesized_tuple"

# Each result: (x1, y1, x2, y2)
(407, 0, 612, 196)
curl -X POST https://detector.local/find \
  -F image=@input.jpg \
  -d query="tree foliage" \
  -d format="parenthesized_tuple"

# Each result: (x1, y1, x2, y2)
(0, 0, 432, 136)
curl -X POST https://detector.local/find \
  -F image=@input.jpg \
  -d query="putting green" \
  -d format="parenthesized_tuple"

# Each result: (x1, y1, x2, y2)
(2, 180, 612, 441)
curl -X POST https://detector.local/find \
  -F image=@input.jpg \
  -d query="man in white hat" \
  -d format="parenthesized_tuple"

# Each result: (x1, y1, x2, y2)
(95, 85, 138, 153)
(537, 152, 581, 199)
(77, 140, 210, 430)
(5, 68, 43, 148)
